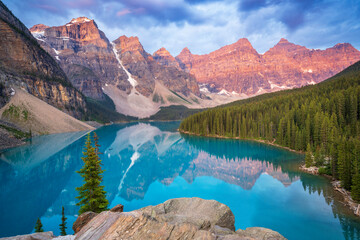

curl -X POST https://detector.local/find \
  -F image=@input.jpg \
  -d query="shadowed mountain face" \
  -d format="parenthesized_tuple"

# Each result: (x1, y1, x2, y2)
(1, 122, 359, 239)
(0, 2, 86, 118)
(174, 38, 360, 96)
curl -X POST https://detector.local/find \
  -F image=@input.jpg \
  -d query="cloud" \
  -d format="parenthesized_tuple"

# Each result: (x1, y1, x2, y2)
(2, 0, 359, 56)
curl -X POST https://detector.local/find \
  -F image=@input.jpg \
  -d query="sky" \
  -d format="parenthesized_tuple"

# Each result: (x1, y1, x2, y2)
(3, 0, 360, 56)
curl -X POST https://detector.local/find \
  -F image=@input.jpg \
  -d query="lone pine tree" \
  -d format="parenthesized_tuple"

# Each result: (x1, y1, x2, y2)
(59, 206, 67, 236)
(34, 218, 43, 232)
(76, 133, 109, 214)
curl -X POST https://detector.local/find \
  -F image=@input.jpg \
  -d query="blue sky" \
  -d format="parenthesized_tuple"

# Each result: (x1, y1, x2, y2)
(3, 0, 360, 56)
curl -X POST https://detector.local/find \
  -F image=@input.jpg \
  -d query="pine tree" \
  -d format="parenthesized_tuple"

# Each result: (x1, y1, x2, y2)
(305, 143, 313, 168)
(34, 218, 43, 232)
(76, 133, 109, 214)
(59, 206, 67, 236)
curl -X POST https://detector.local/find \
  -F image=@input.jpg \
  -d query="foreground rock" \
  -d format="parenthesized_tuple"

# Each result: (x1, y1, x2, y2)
(1, 198, 286, 240)
(72, 212, 98, 234)
(1, 232, 55, 240)
(74, 197, 286, 240)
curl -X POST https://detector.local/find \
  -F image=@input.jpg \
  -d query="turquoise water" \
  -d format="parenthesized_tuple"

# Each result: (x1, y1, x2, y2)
(1, 121, 360, 239)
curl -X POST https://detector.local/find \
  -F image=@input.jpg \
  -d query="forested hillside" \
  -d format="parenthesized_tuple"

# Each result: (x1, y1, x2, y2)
(180, 60, 360, 200)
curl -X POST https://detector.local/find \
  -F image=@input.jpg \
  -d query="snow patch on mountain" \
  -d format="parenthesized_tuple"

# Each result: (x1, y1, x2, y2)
(111, 42, 137, 88)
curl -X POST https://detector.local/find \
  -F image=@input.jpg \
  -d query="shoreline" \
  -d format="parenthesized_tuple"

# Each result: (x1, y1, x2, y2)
(179, 129, 360, 217)
(178, 129, 303, 154)
(300, 164, 360, 216)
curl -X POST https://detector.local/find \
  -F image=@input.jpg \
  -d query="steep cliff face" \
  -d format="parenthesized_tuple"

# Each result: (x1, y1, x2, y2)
(176, 38, 360, 95)
(0, 1, 86, 118)
(30, 18, 130, 100)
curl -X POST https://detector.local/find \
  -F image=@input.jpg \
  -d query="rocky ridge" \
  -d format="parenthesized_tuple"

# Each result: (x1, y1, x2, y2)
(174, 38, 360, 96)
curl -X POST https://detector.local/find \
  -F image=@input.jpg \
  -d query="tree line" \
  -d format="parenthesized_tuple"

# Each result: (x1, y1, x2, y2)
(180, 61, 360, 201)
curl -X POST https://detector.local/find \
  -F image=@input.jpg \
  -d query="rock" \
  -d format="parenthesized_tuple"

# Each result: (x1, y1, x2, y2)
(1, 231, 54, 240)
(237, 227, 287, 240)
(143, 197, 236, 231)
(109, 204, 123, 213)
(75, 211, 123, 240)
(74, 197, 286, 240)
(72, 212, 98, 234)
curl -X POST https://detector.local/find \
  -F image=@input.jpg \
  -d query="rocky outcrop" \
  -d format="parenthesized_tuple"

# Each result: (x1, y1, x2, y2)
(72, 212, 98, 234)
(73, 198, 286, 240)
(175, 38, 360, 96)
(0, 2, 86, 118)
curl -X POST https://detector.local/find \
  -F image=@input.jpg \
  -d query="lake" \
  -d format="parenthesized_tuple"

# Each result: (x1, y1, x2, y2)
(1, 121, 360, 239)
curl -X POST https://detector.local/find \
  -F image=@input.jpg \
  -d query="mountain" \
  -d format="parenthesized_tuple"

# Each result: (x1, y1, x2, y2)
(30, 17, 129, 100)
(30, 19, 202, 118)
(0, 1, 86, 118)
(175, 38, 360, 96)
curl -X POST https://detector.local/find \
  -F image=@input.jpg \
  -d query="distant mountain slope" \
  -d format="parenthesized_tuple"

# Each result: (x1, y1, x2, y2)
(174, 38, 360, 96)
(0, 88, 94, 135)
(180, 60, 360, 198)
(0, 1, 86, 118)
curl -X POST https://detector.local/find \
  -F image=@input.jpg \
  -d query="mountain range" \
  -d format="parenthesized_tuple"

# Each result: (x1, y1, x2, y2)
(28, 16, 360, 118)
(29, 17, 204, 118)
(175, 38, 360, 95)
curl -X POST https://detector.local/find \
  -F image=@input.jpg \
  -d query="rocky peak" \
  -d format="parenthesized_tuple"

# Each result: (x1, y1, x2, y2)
(113, 35, 145, 54)
(180, 47, 191, 55)
(29, 24, 49, 33)
(153, 47, 172, 57)
(176, 47, 194, 71)
(39, 17, 109, 48)
(265, 38, 308, 56)
(153, 47, 180, 69)
(234, 37, 253, 48)
(69, 16, 92, 24)
(278, 38, 290, 44)
(331, 43, 358, 52)
(211, 37, 259, 58)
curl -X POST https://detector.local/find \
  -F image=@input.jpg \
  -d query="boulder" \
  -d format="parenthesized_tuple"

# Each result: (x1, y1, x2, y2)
(109, 204, 123, 213)
(236, 227, 287, 240)
(72, 212, 98, 233)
